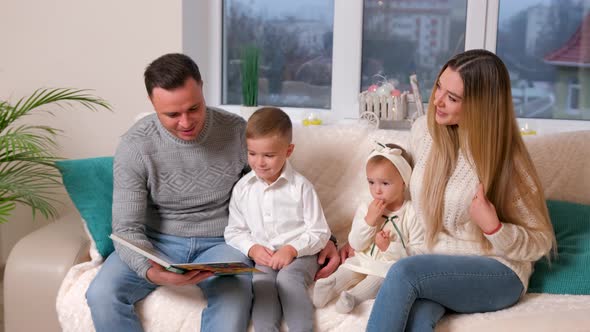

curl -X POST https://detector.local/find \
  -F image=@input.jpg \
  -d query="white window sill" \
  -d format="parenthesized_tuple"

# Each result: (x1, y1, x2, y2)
(215, 104, 590, 135)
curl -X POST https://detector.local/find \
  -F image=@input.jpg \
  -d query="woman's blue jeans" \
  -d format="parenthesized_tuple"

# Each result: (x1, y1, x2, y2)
(366, 255, 523, 332)
(86, 231, 253, 332)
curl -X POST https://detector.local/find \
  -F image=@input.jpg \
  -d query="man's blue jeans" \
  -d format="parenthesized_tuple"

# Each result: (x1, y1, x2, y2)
(366, 255, 523, 332)
(86, 231, 253, 332)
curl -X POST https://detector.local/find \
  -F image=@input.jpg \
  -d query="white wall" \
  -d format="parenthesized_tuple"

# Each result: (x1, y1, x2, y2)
(0, 0, 184, 263)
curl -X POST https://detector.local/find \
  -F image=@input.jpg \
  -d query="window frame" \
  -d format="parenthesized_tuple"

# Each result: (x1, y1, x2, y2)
(186, 0, 590, 132)
(567, 82, 581, 112)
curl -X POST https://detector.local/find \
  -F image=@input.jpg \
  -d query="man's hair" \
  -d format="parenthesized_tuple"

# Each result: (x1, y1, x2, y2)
(246, 107, 292, 143)
(144, 53, 202, 97)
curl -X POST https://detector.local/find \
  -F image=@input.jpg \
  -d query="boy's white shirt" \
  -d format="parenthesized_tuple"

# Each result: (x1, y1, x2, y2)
(224, 160, 331, 258)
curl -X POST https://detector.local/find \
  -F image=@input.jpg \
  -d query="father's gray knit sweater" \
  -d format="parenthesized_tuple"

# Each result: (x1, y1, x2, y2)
(112, 108, 248, 278)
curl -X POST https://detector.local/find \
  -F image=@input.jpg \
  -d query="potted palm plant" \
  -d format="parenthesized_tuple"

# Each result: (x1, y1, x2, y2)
(0, 88, 111, 223)
(240, 46, 260, 119)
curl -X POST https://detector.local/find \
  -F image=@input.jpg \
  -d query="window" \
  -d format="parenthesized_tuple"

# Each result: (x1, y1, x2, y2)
(222, 0, 334, 109)
(361, 0, 468, 102)
(496, 0, 590, 120)
(568, 79, 581, 112)
(190, 0, 590, 131)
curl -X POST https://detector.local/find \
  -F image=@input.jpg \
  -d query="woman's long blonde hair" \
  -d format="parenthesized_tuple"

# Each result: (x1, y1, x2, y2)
(421, 49, 555, 252)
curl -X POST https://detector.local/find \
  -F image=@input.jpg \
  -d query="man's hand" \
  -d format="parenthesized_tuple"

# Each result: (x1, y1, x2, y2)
(248, 244, 274, 266)
(146, 261, 213, 286)
(315, 240, 340, 280)
(269, 245, 297, 270)
(469, 183, 502, 234)
(339, 242, 355, 262)
(375, 230, 391, 251)
(365, 199, 386, 226)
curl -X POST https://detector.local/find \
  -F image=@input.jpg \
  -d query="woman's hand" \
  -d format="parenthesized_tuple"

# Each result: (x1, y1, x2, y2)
(469, 183, 502, 234)
(365, 199, 386, 227)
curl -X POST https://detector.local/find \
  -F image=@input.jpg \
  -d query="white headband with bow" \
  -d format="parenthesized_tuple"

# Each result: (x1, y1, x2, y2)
(367, 142, 412, 185)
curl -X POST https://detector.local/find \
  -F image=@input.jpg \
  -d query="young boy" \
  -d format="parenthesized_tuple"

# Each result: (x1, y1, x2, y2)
(224, 107, 331, 331)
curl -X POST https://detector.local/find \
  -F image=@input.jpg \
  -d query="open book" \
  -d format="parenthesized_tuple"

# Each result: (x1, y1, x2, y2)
(110, 234, 262, 274)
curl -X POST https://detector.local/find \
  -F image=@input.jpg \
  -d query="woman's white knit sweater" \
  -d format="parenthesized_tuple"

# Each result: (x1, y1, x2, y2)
(408, 116, 552, 291)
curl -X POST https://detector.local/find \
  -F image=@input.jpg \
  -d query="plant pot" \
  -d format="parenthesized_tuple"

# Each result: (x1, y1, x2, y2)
(240, 105, 261, 120)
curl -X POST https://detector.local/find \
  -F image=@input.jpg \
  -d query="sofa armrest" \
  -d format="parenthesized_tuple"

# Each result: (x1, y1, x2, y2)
(4, 212, 91, 332)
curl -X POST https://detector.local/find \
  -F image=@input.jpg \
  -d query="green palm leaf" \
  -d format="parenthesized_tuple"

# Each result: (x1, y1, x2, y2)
(0, 88, 111, 223)
(0, 125, 60, 162)
(0, 201, 16, 224)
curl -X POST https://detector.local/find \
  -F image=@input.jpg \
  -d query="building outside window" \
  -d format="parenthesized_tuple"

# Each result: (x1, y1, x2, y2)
(222, 0, 334, 109)
(361, 0, 467, 102)
(497, 0, 590, 120)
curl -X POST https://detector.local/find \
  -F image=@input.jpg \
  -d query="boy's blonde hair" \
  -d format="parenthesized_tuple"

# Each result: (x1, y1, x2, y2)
(246, 107, 292, 143)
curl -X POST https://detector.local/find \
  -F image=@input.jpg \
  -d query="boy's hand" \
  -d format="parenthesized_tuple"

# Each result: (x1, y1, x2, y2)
(269, 245, 297, 270)
(366, 199, 386, 226)
(469, 183, 502, 234)
(248, 244, 274, 266)
(375, 230, 391, 251)
(146, 260, 213, 286)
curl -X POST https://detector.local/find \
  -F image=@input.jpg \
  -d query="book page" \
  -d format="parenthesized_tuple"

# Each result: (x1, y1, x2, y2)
(110, 234, 263, 274)
(173, 262, 263, 274)
(110, 234, 173, 268)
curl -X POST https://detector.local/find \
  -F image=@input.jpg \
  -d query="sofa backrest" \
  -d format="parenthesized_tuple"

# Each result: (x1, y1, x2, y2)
(290, 125, 410, 240)
(291, 125, 590, 240)
(525, 130, 590, 205)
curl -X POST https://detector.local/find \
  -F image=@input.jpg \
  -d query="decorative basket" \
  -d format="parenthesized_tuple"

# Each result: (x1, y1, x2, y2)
(358, 74, 425, 129)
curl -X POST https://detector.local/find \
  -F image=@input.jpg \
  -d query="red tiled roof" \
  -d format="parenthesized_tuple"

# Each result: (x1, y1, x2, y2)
(544, 13, 590, 66)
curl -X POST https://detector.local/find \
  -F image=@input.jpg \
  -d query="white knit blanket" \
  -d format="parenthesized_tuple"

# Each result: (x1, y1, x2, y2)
(56, 124, 590, 331)
(56, 256, 590, 332)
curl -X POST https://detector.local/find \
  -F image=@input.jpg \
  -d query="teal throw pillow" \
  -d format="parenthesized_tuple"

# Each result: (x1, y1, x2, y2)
(528, 200, 590, 294)
(56, 157, 114, 258)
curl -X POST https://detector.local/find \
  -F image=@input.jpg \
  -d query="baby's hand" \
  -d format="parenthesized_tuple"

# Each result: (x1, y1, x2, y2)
(375, 230, 391, 251)
(248, 244, 274, 266)
(366, 199, 386, 226)
(269, 245, 297, 270)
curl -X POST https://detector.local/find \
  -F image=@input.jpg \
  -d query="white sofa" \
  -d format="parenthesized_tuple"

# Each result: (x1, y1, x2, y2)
(5, 124, 590, 332)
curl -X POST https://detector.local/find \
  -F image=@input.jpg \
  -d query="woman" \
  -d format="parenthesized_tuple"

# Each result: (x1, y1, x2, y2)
(366, 49, 555, 332)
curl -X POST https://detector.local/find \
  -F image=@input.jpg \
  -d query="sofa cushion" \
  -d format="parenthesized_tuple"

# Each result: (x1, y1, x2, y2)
(56, 157, 114, 257)
(528, 200, 590, 294)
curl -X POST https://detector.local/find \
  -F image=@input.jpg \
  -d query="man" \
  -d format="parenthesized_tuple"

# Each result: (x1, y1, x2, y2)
(86, 53, 343, 332)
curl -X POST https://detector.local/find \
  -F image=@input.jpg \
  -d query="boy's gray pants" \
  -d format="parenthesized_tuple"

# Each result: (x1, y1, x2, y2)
(252, 254, 319, 332)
